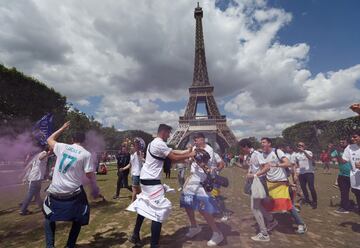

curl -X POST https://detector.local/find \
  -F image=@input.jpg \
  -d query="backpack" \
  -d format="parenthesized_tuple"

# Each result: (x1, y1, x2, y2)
(274, 148, 291, 178)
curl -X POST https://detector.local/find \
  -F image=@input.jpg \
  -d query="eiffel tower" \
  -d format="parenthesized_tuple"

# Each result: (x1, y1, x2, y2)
(168, 3, 237, 152)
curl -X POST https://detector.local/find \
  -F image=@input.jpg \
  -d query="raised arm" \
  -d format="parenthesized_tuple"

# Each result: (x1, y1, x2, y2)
(47, 121, 70, 149)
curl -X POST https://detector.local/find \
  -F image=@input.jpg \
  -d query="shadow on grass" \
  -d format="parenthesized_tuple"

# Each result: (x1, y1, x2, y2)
(272, 213, 298, 235)
(0, 222, 67, 246)
(0, 207, 18, 216)
(158, 222, 239, 247)
(90, 199, 117, 209)
(77, 228, 128, 248)
(339, 221, 360, 233)
(96, 178, 108, 182)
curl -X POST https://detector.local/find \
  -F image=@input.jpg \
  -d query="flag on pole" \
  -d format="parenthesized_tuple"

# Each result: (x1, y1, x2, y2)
(32, 113, 54, 146)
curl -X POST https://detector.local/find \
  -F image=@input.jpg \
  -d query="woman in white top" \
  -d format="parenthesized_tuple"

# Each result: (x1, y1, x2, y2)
(120, 139, 144, 202)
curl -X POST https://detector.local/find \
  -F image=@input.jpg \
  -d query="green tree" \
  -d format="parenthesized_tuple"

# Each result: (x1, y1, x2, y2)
(0, 64, 67, 125)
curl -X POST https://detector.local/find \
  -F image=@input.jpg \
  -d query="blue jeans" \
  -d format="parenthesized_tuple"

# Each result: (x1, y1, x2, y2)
(290, 206, 304, 225)
(20, 180, 42, 213)
(45, 218, 82, 248)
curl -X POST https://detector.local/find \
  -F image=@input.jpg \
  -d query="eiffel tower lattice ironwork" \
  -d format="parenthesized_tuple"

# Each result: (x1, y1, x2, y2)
(168, 3, 237, 152)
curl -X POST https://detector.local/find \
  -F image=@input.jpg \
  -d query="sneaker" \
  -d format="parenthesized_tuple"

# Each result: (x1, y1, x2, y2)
(311, 202, 317, 209)
(19, 210, 33, 216)
(207, 232, 224, 246)
(251, 233, 270, 242)
(177, 187, 183, 191)
(296, 224, 308, 234)
(335, 207, 350, 214)
(128, 234, 141, 246)
(220, 215, 229, 222)
(112, 195, 119, 199)
(185, 225, 202, 238)
(294, 207, 301, 212)
(163, 184, 175, 193)
(267, 219, 278, 232)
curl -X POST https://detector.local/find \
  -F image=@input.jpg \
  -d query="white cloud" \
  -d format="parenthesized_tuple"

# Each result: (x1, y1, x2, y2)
(76, 99, 90, 106)
(0, 0, 359, 137)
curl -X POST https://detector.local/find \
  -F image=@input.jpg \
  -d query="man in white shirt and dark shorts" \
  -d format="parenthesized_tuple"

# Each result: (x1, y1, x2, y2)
(127, 124, 194, 248)
(43, 121, 101, 248)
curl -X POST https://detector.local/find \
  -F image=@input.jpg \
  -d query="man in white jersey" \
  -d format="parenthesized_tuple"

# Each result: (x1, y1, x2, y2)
(239, 138, 277, 242)
(43, 121, 101, 248)
(119, 139, 143, 202)
(258, 138, 307, 234)
(294, 142, 317, 209)
(342, 130, 360, 214)
(20, 147, 50, 215)
(180, 133, 224, 247)
(127, 124, 194, 248)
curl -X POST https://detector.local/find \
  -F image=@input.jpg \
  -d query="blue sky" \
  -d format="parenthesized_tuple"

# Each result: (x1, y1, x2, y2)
(269, 0, 360, 74)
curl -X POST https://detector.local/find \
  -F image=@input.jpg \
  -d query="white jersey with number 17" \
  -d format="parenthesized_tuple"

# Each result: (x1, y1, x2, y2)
(47, 143, 94, 194)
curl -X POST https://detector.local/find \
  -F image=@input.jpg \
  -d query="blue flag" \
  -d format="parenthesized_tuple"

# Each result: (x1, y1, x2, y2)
(32, 113, 54, 146)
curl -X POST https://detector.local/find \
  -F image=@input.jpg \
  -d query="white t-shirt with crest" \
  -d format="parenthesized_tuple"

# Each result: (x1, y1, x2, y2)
(47, 143, 93, 194)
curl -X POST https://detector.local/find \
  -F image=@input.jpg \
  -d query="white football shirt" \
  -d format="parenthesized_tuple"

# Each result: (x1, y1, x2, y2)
(130, 152, 143, 176)
(342, 144, 360, 190)
(140, 137, 172, 180)
(246, 149, 263, 176)
(47, 143, 93, 194)
(294, 150, 314, 174)
(259, 148, 288, 182)
(190, 144, 216, 181)
(27, 151, 47, 182)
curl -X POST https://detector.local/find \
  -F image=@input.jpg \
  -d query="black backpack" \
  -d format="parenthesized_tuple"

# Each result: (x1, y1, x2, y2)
(274, 148, 291, 178)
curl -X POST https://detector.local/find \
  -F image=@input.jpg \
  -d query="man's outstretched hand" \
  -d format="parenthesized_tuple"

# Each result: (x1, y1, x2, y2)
(350, 103, 360, 115)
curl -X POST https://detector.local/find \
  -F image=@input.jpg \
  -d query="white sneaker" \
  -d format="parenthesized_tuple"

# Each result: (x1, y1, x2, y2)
(177, 187, 183, 191)
(296, 224, 307, 234)
(251, 233, 270, 242)
(163, 184, 175, 193)
(185, 225, 202, 238)
(267, 219, 278, 232)
(207, 232, 224, 246)
(220, 215, 229, 222)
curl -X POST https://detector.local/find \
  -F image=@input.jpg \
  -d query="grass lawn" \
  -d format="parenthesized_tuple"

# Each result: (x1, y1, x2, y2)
(0, 164, 359, 247)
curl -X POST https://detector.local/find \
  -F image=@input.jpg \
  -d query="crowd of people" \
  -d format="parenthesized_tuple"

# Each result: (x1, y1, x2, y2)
(17, 105, 360, 248)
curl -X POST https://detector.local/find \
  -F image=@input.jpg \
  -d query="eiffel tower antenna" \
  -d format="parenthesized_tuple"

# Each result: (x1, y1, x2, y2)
(168, 3, 238, 152)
